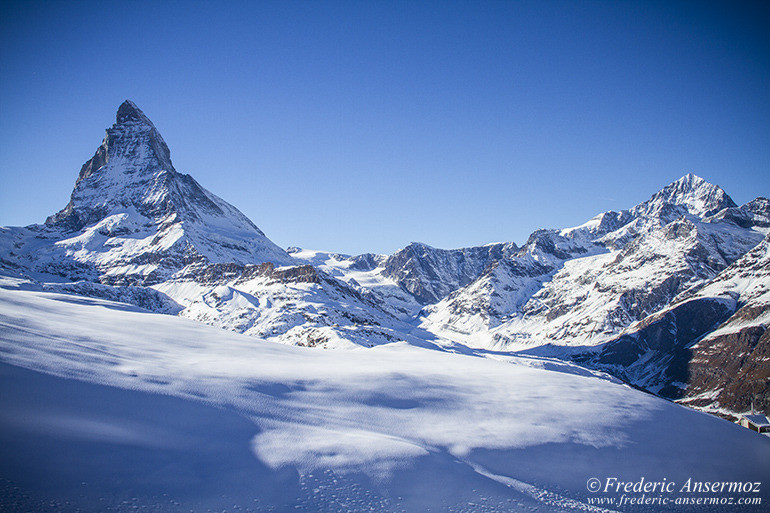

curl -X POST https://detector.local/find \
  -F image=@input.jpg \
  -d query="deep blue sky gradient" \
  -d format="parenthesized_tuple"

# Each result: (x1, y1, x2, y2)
(1, 0, 768, 254)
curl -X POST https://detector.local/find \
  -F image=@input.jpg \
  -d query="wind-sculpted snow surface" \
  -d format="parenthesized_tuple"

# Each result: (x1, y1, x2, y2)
(1, 283, 769, 512)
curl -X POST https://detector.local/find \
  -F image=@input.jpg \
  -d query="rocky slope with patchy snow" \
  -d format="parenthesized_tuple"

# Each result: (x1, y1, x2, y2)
(381, 241, 519, 304)
(586, 232, 770, 416)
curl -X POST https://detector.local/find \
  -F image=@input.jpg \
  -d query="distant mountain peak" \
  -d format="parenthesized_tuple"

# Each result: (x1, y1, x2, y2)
(662, 173, 735, 210)
(668, 173, 714, 195)
(678, 172, 704, 185)
(633, 173, 737, 220)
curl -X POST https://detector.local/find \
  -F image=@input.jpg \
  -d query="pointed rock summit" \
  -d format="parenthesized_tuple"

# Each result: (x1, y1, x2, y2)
(116, 99, 152, 124)
(40, 100, 294, 283)
(663, 173, 736, 212)
(47, 100, 177, 230)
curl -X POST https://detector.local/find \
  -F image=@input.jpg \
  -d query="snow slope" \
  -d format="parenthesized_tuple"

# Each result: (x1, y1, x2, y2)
(1, 282, 769, 512)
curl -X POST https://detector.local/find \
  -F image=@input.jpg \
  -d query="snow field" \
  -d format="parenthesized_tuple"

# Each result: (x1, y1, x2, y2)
(2, 284, 769, 511)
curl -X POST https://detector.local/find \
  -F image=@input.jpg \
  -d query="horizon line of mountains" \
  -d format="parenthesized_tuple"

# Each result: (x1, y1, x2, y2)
(2, 100, 768, 421)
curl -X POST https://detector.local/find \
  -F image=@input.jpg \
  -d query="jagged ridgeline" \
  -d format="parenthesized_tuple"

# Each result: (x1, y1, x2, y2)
(1, 101, 768, 419)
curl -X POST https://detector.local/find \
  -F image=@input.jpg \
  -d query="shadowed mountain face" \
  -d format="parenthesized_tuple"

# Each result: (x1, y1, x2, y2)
(382, 242, 519, 304)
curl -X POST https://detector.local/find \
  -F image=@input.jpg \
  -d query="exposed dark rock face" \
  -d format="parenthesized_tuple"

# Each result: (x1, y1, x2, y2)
(590, 297, 734, 393)
(262, 264, 321, 284)
(686, 322, 770, 415)
(349, 253, 385, 272)
(708, 198, 770, 229)
(383, 242, 517, 304)
(177, 262, 322, 286)
(517, 229, 591, 261)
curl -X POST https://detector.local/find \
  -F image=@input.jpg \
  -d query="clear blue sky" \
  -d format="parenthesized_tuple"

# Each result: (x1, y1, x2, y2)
(1, 0, 768, 255)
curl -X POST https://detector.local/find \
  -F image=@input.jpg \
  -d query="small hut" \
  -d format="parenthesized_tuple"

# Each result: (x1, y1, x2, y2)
(739, 414, 770, 434)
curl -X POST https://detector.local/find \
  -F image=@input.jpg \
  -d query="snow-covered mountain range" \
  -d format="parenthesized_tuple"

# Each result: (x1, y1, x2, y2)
(1, 101, 768, 420)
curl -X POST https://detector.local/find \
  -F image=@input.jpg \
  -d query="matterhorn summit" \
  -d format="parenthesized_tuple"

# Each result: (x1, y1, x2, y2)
(46, 100, 180, 231)
(4, 100, 294, 285)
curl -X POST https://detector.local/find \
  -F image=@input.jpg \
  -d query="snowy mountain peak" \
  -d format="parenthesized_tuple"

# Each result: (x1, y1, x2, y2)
(46, 100, 179, 230)
(668, 173, 724, 199)
(116, 99, 154, 126)
(634, 173, 737, 220)
(742, 197, 770, 216)
(34, 101, 294, 282)
(678, 172, 705, 186)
